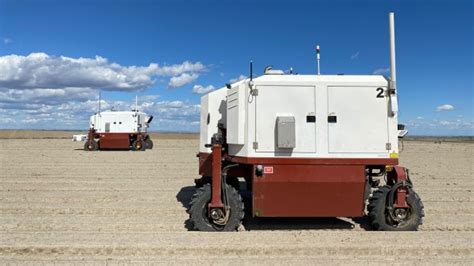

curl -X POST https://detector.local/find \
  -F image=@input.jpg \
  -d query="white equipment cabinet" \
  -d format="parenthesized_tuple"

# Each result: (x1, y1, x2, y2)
(90, 111, 151, 133)
(200, 75, 398, 159)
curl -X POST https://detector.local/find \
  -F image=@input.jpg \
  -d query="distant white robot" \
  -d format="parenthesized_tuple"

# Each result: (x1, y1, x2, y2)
(73, 98, 154, 151)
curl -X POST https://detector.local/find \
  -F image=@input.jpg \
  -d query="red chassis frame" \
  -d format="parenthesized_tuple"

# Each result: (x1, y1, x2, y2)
(199, 144, 409, 218)
(86, 128, 148, 150)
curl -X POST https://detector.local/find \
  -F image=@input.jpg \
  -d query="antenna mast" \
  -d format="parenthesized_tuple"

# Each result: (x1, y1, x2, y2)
(389, 12, 397, 90)
(135, 95, 138, 114)
(98, 90, 101, 115)
(316, 45, 321, 75)
(388, 12, 398, 117)
(250, 60, 253, 81)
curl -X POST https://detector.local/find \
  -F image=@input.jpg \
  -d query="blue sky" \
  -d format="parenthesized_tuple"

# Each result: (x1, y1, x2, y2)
(0, 0, 472, 135)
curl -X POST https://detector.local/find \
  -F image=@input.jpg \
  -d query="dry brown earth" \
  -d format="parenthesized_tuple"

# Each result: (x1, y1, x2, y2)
(0, 134, 472, 264)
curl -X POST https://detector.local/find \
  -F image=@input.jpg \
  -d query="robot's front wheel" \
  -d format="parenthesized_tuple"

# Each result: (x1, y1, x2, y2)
(189, 184, 244, 232)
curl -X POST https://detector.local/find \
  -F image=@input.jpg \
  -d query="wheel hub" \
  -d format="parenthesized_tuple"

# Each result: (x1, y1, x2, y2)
(209, 207, 230, 226)
(393, 208, 408, 221)
(210, 208, 224, 220)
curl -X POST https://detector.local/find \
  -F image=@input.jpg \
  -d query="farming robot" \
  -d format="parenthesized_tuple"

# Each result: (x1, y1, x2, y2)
(76, 97, 154, 151)
(190, 13, 424, 231)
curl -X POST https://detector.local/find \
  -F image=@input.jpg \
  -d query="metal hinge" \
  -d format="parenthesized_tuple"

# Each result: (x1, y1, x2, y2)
(253, 142, 258, 149)
(251, 89, 258, 96)
(386, 143, 392, 150)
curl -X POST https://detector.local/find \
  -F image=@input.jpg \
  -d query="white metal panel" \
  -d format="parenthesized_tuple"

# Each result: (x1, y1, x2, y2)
(206, 74, 393, 158)
(327, 86, 389, 153)
(255, 85, 316, 154)
(226, 84, 245, 145)
(199, 94, 210, 153)
(199, 88, 228, 152)
(90, 111, 150, 133)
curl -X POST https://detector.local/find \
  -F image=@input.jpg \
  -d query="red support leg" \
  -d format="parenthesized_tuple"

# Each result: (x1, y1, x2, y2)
(208, 144, 224, 209)
(389, 165, 409, 209)
(87, 128, 95, 145)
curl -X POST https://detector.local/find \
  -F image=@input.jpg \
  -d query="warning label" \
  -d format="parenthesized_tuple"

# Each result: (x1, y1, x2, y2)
(263, 166, 274, 174)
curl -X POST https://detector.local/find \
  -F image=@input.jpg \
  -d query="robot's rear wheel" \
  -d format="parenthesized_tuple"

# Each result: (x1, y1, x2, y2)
(132, 140, 145, 151)
(144, 138, 153, 149)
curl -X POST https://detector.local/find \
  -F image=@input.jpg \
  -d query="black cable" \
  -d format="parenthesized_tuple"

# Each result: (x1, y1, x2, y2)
(221, 164, 238, 206)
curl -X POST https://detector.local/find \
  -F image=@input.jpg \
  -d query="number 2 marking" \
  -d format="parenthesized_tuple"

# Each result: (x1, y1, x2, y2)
(376, 88, 384, 98)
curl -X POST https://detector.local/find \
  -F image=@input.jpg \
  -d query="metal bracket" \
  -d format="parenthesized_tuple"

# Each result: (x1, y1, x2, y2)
(253, 142, 258, 149)
(388, 80, 396, 93)
(386, 143, 392, 150)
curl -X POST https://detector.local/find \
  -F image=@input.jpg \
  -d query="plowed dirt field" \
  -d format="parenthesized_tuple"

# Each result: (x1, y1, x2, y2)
(0, 135, 472, 264)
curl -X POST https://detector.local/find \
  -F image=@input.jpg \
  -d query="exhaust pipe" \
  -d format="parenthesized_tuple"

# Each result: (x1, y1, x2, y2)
(389, 12, 397, 90)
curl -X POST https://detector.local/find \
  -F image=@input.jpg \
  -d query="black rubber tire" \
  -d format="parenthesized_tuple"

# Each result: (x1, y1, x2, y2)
(189, 184, 244, 232)
(226, 176, 240, 191)
(195, 176, 211, 188)
(131, 140, 145, 151)
(84, 140, 98, 151)
(368, 185, 424, 231)
(144, 138, 153, 149)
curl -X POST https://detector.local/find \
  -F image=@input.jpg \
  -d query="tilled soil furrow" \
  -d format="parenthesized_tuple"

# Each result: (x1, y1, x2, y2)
(0, 139, 472, 263)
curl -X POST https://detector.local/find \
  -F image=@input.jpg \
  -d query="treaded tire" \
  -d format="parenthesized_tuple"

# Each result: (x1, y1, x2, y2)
(226, 176, 240, 191)
(189, 184, 244, 232)
(84, 140, 98, 151)
(144, 138, 153, 149)
(132, 140, 145, 151)
(368, 185, 424, 231)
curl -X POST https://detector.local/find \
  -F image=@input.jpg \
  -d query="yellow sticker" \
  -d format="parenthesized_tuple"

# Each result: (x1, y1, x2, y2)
(390, 152, 399, 158)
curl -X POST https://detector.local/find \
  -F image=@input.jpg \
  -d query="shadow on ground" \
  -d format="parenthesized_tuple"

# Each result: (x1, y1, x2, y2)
(176, 186, 197, 230)
(176, 185, 371, 231)
(73, 148, 137, 151)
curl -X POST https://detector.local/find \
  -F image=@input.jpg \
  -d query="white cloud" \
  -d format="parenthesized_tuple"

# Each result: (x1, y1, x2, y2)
(0, 53, 207, 130)
(22, 118, 40, 124)
(404, 117, 473, 136)
(373, 67, 389, 75)
(0, 87, 96, 106)
(0, 53, 205, 92)
(0, 117, 15, 124)
(192, 85, 215, 94)
(229, 75, 247, 83)
(2, 38, 12, 44)
(156, 61, 205, 76)
(350, 51, 360, 60)
(0, 97, 202, 131)
(416, 116, 424, 120)
(168, 73, 199, 88)
(436, 104, 454, 111)
(163, 100, 185, 108)
(136, 94, 159, 103)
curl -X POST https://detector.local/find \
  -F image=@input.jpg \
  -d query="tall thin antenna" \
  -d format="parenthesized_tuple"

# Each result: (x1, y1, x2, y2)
(135, 95, 138, 114)
(250, 60, 253, 81)
(98, 90, 101, 115)
(388, 12, 398, 118)
(316, 45, 321, 75)
(388, 12, 397, 90)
